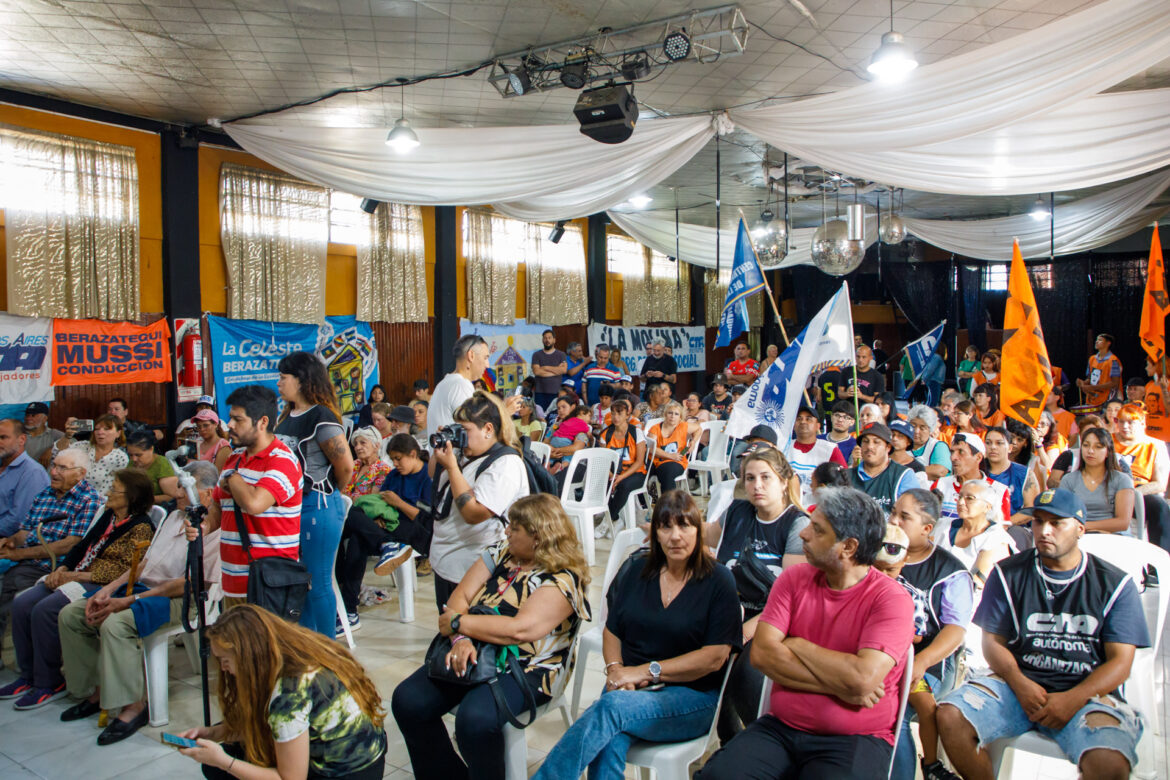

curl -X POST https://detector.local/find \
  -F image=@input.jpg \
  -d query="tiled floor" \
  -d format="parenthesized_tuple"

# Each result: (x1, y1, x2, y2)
(1, 537, 1167, 779)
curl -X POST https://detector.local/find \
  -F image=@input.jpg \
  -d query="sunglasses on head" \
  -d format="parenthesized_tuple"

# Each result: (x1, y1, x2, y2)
(882, 542, 906, 557)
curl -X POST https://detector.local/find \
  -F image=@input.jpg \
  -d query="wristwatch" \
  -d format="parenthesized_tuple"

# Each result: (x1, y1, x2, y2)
(450, 613, 462, 633)
(648, 661, 662, 684)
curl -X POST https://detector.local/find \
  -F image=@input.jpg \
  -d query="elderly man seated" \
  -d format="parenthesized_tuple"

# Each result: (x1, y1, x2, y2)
(0, 447, 103, 635)
(55, 460, 221, 745)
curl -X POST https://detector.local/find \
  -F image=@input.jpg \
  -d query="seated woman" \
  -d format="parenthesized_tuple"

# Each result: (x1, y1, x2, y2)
(1032, 409, 1066, 484)
(533, 490, 740, 780)
(343, 426, 393, 499)
(683, 392, 711, 447)
(2, 469, 154, 711)
(702, 449, 807, 741)
(888, 419, 927, 483)
(548, 398, 592, 474)
(858, 403, 884, 428)
(177, 605, 387, 780)
(60, 414, 129, 499)
(191, 409, 231, 472)
(972, 383, 1006, 429)
(647, 401, 690, 489)
(947, 480, 1015, 589)
(125, 429, 182, 506)
(514, 396, 546, 442)
(1058, 426, 1135, 534)
(951, 399, 985, 441)
(392, 494, 590, 780)
(599, 399, 647, 526)
(1046, 412, 1106, 487)
(971, 350, 1000, 388)
(369, 401, 395, 446)
(357, 384, 386, 429)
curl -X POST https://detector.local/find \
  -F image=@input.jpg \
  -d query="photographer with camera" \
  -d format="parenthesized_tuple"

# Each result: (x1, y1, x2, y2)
(429, 391, 530, 611)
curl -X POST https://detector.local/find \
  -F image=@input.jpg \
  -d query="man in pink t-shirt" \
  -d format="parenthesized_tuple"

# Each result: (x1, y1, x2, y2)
(698, 487, 914, 780)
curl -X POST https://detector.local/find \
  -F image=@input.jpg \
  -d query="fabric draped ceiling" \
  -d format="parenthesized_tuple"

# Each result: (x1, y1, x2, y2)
(219, 162, 330, 324)
(1, 125, 140, 319)
(358, 202, 427, 323)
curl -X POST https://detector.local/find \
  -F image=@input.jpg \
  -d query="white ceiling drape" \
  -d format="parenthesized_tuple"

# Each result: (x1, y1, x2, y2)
(903, 169, 1170, 261)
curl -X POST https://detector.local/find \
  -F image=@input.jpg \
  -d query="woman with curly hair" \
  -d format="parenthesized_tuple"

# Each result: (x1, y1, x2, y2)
(393, 493, 591, 780)
(275, 351, 355, 637)
(177, 604, 387, 779)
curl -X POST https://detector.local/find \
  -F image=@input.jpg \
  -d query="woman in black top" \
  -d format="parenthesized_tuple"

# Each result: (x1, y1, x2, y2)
(356, 384, 386, 429)
(533, 490, 740, 780)
(275, 351, 354, 637)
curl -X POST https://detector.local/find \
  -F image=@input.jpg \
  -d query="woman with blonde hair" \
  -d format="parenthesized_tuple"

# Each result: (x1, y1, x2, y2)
(393, 494, 591, 780)
(647, 400, 690, 489)
(177, 604, 387, 779)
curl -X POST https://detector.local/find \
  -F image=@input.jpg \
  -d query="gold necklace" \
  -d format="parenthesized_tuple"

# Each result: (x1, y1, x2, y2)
(660, 569, 690, 606)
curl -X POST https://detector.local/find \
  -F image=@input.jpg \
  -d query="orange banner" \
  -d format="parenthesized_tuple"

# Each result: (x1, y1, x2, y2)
(51, 318, 172, 386)
(1001, 239, 1054, 428)
(1139, 224, 1167, 365)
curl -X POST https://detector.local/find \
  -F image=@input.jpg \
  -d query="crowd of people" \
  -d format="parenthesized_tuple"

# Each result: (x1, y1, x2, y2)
(0, 328, 1162, 780)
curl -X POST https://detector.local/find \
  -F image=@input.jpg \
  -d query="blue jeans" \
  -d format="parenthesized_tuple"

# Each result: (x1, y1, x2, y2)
(940, 675, 1143, 770)
(533, 684, 719, 780)
(891, 669, 946, 780)
(298, 490, 346, 636)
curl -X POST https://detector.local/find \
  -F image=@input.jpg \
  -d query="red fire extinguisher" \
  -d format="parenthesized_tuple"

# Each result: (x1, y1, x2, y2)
(181, 327, 203, 388)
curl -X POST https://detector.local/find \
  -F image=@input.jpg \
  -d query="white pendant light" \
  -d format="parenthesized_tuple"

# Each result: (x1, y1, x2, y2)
(867, 0, 918, 82)
(386, 82, 420, 154)
(1030, 195, 1050, 221)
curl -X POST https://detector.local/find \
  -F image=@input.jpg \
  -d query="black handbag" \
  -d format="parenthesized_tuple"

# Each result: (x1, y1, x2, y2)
(425, 604, 539, 729)
(237, 513, 311, 622)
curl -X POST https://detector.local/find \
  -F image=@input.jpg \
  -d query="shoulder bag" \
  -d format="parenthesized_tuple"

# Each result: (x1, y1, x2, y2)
(237, 512, 311, 622)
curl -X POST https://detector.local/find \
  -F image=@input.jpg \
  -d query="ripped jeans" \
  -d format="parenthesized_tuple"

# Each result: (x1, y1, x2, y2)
(939, 674, 1143, 769)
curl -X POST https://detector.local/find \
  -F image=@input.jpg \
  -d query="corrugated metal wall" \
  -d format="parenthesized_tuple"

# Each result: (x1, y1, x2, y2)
(372, 319, 435, 405)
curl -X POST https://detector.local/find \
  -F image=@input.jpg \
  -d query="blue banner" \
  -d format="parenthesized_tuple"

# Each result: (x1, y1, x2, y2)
(901, 320, 947, 399)
(715, 218, 767, 347)
(318, 316, 379, 417)
(206, 316, 319, 421)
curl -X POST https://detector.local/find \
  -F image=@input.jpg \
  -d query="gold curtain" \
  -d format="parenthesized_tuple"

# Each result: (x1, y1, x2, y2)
(648, 249, 690, 324)
(357, 202, 427, 322)
(464, 208, 516, 325)
(705, 267, 764, 327)
(609, 235, 650, 326)
(219, 162, 329, 324)
(526, 221, 587, 326)
(2, 125, 140, 319)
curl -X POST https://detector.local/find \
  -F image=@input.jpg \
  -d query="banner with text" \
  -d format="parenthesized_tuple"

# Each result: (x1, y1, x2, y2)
(459, 318, 551, 393)
(317, 316, 379, 417)
(0, 313, 53, 404)
(51, 318, 171, 386)
(586, 324, 706, 374)
(206, 315, 319, 421)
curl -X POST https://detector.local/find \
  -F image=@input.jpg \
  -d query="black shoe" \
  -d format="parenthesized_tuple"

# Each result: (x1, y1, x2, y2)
(61, 699, 102, 722)
(96, 706, 149, 746)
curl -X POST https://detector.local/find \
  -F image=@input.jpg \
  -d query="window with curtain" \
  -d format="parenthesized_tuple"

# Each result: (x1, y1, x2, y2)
(1, 124, 140, 319)
(219, 162, 330, 324)
(526, 221, 587, 326)
(648, 248, 690, 324)
(609, 234, 650, 326)
(356, 200, 428, 323)
(462, 208, 517, 325)
(706, 265, 764, 328)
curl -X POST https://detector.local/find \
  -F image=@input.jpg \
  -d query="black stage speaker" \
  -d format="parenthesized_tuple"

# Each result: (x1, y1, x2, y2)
(574, 83, 638, 145)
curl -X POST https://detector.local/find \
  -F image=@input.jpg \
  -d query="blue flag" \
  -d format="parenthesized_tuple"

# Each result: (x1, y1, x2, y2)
(715, 218, 767, 347)
(900, 320, 947, 399)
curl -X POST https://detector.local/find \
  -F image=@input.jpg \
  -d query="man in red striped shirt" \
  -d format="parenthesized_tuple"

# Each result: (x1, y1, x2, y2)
(188, 385, 302, 605)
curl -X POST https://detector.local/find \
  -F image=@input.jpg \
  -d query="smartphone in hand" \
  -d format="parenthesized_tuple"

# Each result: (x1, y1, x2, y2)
(162, 733, 199, 749)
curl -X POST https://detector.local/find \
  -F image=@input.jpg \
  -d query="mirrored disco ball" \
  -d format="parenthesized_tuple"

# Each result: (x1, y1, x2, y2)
(757, 222, 789, 268)
(880, 214, 907, 245)
(811, 219, 864, 276)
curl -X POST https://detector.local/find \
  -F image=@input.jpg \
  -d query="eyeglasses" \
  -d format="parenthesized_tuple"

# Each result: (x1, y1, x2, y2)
(956, 494, 986, 504)
(49, 464, 82, 472)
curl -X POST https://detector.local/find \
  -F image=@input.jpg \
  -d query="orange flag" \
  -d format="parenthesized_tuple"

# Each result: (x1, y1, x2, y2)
(1139, 224, 1167, 364)
(1001, 239, 1054, 427)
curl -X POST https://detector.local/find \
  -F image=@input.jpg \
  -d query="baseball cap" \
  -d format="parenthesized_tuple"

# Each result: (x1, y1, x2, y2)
(747, 424, 778, 446)
(196, 395, 215, 406)
(389, 405, 416, 424)
(859, 422, 892, 445)
(619, 374, 633, 383)
(193, 408, 220, 424)
(1021, 487, 1087, 524)
(796, 401, 818, 418)
(954, 432, 986, 456)
(888, 419, 915, 443)
(562, 378, 576, 386)
(25, 402, 49, 415)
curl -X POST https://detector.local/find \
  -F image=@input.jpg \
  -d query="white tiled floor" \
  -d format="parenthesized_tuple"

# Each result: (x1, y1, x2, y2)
(1, 537, 1167, 779)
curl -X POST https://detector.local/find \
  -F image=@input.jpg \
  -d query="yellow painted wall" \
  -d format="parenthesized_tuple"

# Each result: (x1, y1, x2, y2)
(0, 103, 164, 314)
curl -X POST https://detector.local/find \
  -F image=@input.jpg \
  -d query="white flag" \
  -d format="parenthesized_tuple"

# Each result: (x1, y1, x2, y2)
(726, 284, 854, 447)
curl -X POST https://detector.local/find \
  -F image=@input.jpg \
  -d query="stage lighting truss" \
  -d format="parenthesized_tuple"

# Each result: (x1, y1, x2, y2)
(487, 4, 747, 98)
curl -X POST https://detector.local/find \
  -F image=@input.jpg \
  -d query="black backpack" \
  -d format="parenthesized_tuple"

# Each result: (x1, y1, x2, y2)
(472, 438, 559, 498)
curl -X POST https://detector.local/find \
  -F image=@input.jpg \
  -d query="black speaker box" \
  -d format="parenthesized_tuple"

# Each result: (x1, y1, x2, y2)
(574, 83, 638, 144)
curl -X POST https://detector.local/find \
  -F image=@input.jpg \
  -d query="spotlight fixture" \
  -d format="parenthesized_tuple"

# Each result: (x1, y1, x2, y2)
(1030, 196, 1050, 221)
(620, 51, 652, 81)
(386, 80, 420, 154)
(360, 198, 381, 214)
(503, 62, 531, 96)
(663, 29, 691, 62)
(548, 220, 567, 244)
(759, 206, 774, 225)
(627, 194, 652, 208)
(866, 0, 917, 81)
(560, 56, 589, 89)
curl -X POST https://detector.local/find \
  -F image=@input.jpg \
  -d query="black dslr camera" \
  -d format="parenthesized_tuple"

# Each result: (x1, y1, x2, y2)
(429, 424, 468, 451)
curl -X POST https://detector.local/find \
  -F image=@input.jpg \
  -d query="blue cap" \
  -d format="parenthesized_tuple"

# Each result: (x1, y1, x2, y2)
(888, 418, 914, 443)
(1022, 487, 1087, 524)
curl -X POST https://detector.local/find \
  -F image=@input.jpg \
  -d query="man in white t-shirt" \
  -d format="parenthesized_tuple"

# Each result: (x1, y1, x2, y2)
(784, 405, 846, 504)
(428, 335, 489, 439)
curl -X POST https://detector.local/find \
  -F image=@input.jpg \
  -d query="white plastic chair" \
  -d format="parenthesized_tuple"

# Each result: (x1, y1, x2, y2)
(984, 537, 1168, 779)
(334, 494, 355, 648)
(148, 504, 166, 528)
(392, 550, 417, 623)
(625, 657, 737, 780)
(755, 646, 913, 779)
(686, 420, 732, 496)
(529, 440, 552, 467)
(560, 448, 621, 566)
(618, 438, 656, 531)
(570, 527, 647, 719)
(705, 478, 739, 532)
(1132, 493, 1147, 541)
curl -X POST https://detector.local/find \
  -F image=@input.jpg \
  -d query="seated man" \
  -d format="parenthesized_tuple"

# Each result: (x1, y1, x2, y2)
(698, 487, 914, 779)
(849, 423, 916, 516)
(0, 418, 51, 540)
(0, 447, 103, 634)
(56, 461, 221, 745)
(938, 488, 1149, 780)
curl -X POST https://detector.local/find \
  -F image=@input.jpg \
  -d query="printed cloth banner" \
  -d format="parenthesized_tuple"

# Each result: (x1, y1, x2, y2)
(51, 318, 171, 386)
(901, 320, 947, 396)
(1001, 240, 1055, 428)
(0, 313, 53, 403)
(460, 318, 551, 393)
(318, 316, 379, 417)
(206, 315, 319, 421)
(715, 219, 767, 348)
(587, 323, 707, 374)
(727, 284, 853, 444)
